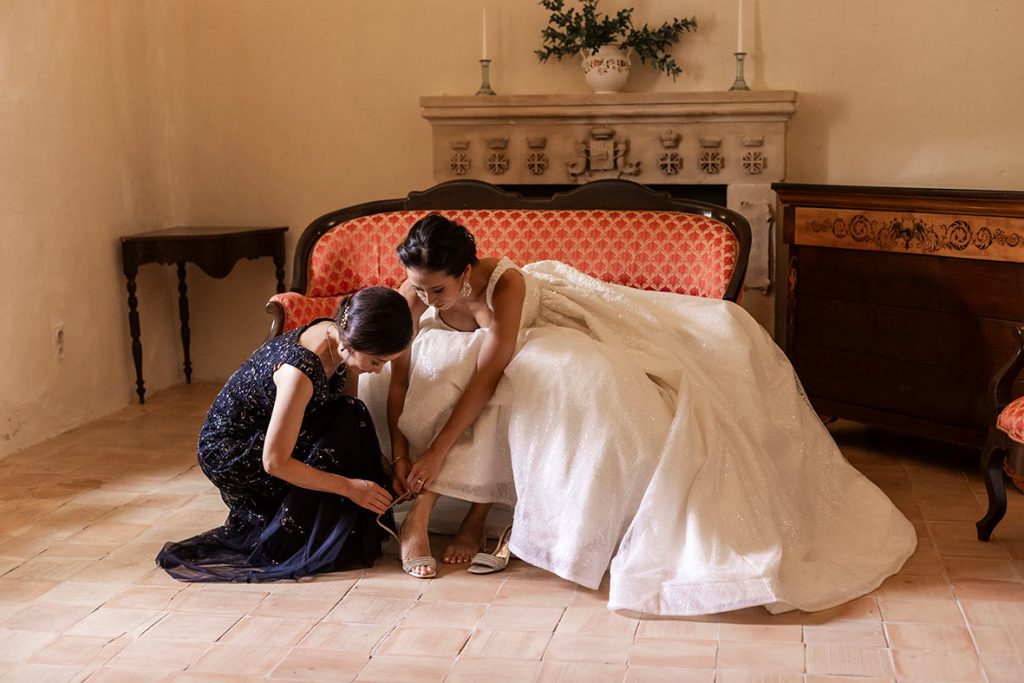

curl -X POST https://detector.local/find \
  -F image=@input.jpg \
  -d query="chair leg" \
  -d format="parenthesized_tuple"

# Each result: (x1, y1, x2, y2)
(977, 430, 1009, 541)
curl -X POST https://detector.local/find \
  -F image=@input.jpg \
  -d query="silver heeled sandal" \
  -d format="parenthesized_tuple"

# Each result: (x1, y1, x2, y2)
(468, 524, 513, 575)
(376, 490, 437, 579)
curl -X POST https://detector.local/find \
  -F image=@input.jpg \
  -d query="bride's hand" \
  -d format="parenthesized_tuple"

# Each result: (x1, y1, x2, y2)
(406, 448, 445, 495)
(391, 458, 411, 497)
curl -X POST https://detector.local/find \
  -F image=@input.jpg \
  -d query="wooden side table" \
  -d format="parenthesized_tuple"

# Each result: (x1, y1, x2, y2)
(120, 226, 288, 404)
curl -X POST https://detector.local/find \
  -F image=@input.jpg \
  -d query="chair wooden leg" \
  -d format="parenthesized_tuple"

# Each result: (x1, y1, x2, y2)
(977, 429, 1009, 541)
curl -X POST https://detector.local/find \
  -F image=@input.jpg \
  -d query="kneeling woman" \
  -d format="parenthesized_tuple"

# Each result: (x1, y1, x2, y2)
(157, 287, 413, 582)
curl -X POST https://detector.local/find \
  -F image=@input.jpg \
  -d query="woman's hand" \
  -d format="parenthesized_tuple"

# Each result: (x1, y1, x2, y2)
(341, 478, 393, 514)
(391, 458, 411, 497)
(406, 448, 446, 495)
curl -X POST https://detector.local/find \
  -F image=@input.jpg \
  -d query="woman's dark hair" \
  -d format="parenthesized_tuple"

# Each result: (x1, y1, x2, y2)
(396, 213, 479, 277)
(335, 287, 413, 356)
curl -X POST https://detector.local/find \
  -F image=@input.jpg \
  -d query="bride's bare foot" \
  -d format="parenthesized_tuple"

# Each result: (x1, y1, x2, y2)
(443, 502, 491, 564)
(443, 529, 484, 564)
(399, 498, 436, 578)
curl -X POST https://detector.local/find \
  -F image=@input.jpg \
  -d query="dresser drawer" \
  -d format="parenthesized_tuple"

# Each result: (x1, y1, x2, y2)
(794, 295, 1022, 376)
(795, 247, 1024, 320)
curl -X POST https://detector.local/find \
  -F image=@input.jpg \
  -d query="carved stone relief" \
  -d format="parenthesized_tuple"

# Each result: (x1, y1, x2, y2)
(487, 153, 509, 175)
(485, 137, 509, 176)
(567, 126, 640, 182)
(742, 151, 766, 175)
(699, 151, 723, 175)
(527, 152, 548, 175)
(526, 136, 548, 176)
(448, 140, 470, 175)
(657, 129, 682, 176)
(659, 152, 682, 175)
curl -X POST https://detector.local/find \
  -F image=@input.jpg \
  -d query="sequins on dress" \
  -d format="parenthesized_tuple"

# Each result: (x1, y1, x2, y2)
(156, 318, 391, 582)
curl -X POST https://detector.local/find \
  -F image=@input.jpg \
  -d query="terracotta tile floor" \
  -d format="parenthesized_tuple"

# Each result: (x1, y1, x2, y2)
(2, 383, 1024, 682)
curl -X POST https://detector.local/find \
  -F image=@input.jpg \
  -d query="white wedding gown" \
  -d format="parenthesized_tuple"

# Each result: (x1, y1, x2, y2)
(360, 259, 916, 616)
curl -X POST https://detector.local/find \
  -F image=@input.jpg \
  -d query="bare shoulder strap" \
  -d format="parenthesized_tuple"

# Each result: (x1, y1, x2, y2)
(485, 257, 519, 310)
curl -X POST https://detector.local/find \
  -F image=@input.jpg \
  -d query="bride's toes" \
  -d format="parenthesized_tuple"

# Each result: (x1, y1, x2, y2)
(410, 563, 435, 578)
(442, 549, 468, 564)
(399, 522, 436, 578)
(443, 537, 483, 564)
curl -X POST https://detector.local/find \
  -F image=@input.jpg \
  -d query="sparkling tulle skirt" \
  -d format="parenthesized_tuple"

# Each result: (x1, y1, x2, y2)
(363, 261, 917, 615)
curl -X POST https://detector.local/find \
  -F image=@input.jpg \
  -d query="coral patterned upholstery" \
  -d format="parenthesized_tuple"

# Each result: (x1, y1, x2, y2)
(269, 208, 740, 334)
(998, 396, 1024, 444)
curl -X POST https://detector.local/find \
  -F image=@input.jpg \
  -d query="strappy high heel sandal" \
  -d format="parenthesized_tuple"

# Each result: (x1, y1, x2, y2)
(468, 524, 513, 575)
(376, 490, 437, 579)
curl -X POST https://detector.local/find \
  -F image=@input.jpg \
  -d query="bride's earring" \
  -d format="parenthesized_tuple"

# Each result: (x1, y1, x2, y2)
(460, 278, 473, 297)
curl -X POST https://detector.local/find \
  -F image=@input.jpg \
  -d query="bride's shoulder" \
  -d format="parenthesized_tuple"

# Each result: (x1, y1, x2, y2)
(485, 259, 526, 310)
(478, 256, 522, 282)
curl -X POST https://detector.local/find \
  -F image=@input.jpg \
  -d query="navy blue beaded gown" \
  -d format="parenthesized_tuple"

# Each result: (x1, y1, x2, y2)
(156, 319, 392, 582)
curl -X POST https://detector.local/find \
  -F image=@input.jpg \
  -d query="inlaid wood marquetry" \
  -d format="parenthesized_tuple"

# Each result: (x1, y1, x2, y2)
(794, 207, 1024, 263)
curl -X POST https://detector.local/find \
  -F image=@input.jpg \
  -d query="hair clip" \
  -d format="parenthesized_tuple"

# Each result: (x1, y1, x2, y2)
(340, 300, 351, 328)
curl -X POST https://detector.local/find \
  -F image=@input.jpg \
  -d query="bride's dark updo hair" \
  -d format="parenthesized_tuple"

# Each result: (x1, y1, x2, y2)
(397, 213, 479, 277)
(335, 286, 413, 356)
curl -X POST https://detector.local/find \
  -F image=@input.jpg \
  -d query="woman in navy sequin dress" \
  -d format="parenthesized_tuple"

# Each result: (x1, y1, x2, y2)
(157, 287, 413, 582)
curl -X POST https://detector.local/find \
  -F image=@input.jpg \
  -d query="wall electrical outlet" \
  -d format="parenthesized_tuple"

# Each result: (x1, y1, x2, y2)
(52, 323, 65, 360)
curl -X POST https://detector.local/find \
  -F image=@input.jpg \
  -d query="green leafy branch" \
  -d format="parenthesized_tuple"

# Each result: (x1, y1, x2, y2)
(535, 0, 697, 79)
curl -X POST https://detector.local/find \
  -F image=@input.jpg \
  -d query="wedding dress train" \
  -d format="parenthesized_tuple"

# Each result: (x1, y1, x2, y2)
(361, 259, 916, 615)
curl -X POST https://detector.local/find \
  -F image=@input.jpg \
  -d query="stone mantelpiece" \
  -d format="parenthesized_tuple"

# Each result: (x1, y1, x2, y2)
(419, 91, 798, 333)
(420, 92, 795, 185)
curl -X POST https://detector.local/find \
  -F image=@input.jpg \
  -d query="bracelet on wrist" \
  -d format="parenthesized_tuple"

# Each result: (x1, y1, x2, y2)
(392, 455, 409, 464)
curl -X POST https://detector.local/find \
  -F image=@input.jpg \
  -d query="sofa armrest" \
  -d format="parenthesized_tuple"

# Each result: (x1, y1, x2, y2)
(265, 292, 343, 340)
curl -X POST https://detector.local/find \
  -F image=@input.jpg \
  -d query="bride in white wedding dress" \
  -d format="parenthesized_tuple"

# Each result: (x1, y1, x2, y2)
(362, 213, 916, 615)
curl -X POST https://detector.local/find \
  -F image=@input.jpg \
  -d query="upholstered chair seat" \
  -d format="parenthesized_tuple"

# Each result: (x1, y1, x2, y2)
(977, 325, 1024, 541)
(997, 397, 1024, 444)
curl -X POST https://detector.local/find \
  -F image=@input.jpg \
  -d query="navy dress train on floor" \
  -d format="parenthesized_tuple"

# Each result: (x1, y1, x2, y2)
(156, 319, 392, 582)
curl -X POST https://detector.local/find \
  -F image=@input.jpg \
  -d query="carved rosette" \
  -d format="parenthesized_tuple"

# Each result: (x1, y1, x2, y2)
(449, 152, 470, 175)
(699, 151, 723, 175)
(487, 152, 509, 175)
(526, 152, 548, 175)
(448, 140, 471, 175)
(659, 152, 682, 175)
(742, 151, 766, 175)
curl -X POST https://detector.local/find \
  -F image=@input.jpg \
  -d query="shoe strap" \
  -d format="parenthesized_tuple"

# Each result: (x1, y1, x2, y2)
(376, 489, 415, 544)
(470, 552, 507, 571)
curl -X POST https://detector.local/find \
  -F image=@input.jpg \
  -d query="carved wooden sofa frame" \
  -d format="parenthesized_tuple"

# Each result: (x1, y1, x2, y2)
(265, 179, 751, 339)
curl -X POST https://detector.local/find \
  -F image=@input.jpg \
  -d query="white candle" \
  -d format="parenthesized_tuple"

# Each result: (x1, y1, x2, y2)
(737, 0, 744, 53)
(482, 8, 488, 60)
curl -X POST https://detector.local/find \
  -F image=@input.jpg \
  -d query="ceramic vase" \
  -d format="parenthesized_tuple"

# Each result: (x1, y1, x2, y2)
(581, 44, 631, 94)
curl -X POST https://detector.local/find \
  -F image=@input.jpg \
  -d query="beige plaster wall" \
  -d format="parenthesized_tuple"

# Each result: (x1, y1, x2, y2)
(0, 0, 177, 458)
(160, 0, 1024, 385)
(5, 0, 1022, 456)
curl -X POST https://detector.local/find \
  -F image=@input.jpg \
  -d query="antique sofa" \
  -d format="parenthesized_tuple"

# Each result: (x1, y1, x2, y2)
(265, 179, 751, 338)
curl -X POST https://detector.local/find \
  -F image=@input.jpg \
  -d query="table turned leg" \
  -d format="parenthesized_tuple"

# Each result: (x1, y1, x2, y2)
(176, 261, 193, 383)
(124, 266, 146, 404)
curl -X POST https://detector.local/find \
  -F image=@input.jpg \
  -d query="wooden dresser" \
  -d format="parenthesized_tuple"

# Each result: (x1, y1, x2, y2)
(773, 184, 1024, 448)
